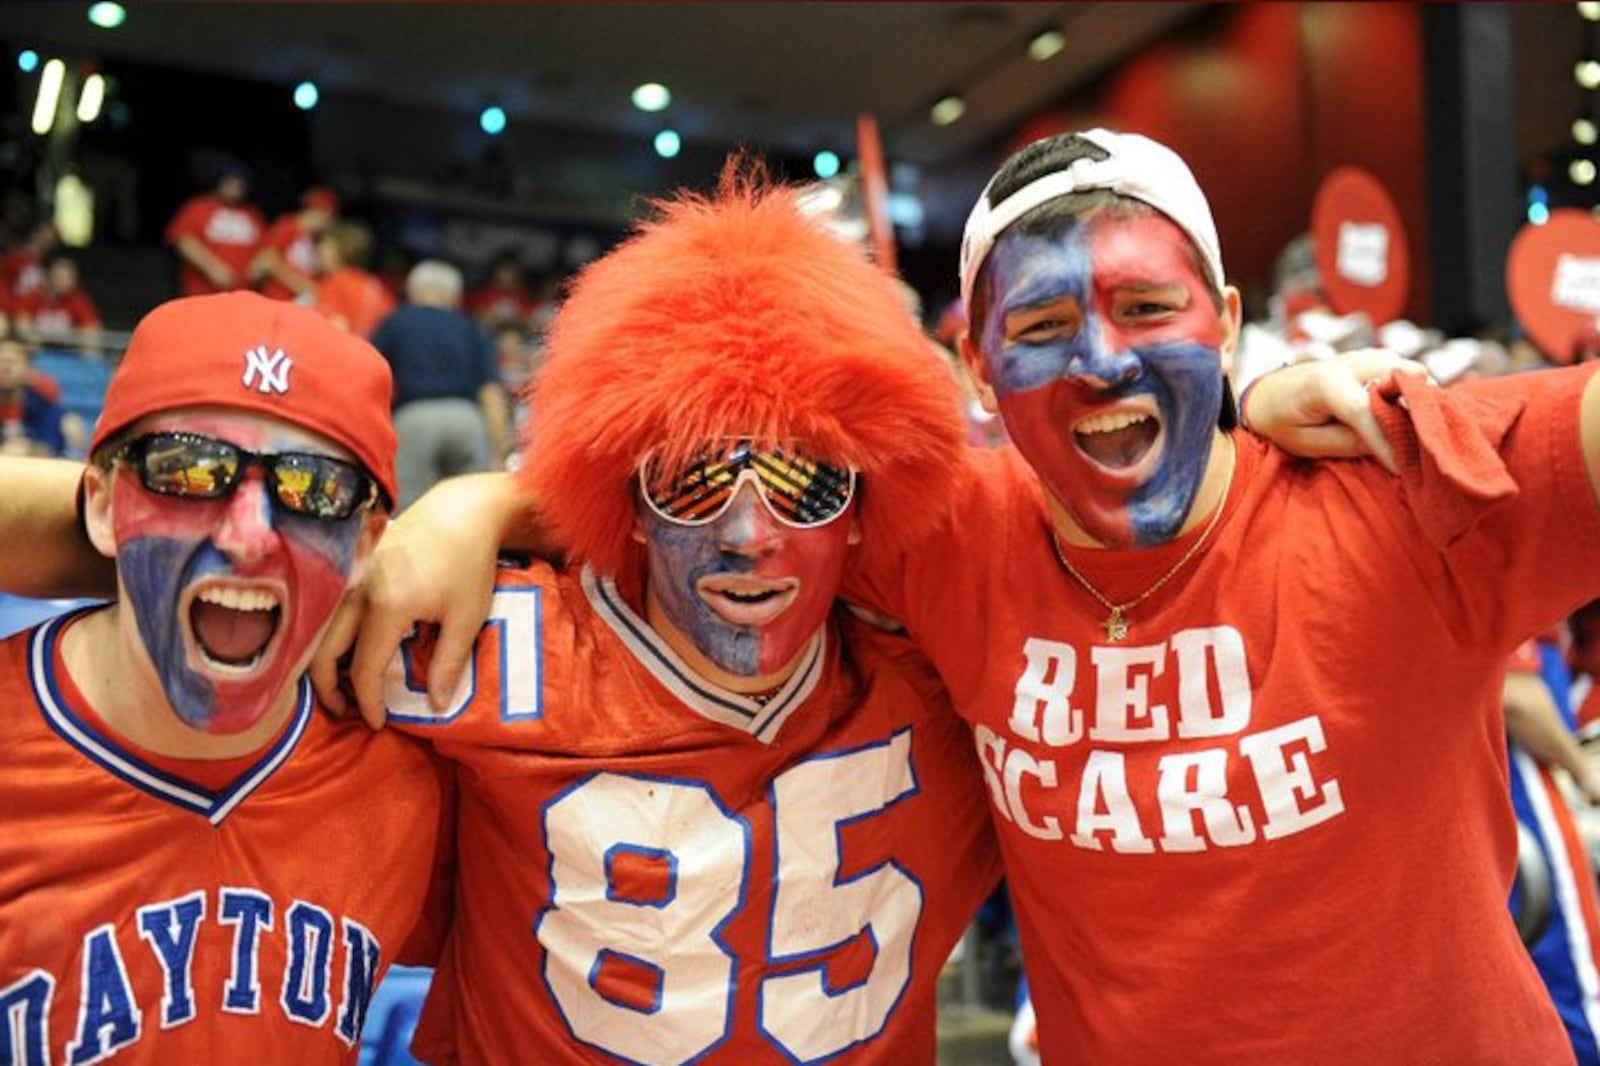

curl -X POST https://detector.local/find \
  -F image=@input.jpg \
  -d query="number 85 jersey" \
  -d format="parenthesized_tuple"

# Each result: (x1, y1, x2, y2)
(383, 562, 1002, 1065)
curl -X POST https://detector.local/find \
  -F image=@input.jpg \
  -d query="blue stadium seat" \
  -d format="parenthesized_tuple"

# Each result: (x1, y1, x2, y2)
(359, 966, 434, 1066)
(32, 349, 113, 435)
(0, 594, 96, 639)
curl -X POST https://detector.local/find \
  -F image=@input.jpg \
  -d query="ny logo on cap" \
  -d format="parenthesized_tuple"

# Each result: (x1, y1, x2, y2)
(242, 345, 293, 395)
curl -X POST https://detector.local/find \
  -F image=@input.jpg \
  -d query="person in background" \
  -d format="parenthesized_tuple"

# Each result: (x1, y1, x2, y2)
(464, 250, 537, 328)
(253, 187, 339, 302)
(370, 260, 508, 507)
(14, 254, 102, 351)
(164, 163, 265, 297)
(0, 220, 58, 303)
(0, 338, 65, 456)
(313, 220, 395, 339)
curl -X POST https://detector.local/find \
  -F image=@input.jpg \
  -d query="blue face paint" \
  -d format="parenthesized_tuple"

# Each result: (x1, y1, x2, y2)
(976, 215, 1227, 547)
(641, 482, 853, 683)
(111, 413, 369, 735)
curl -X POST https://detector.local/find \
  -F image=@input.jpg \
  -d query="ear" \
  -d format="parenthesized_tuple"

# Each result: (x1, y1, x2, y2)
(1217, 285, 1244, 376)
(81, 464, 119, 560)
(343, 509, 390, 587)
(958, 329, 1000, 415)
(846, 511, 863, 547)
(631, 510, 648, 545)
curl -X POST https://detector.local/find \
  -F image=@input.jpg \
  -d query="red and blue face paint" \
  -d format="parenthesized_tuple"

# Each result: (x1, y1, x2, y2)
(641, 479, 854, 684)
(112, 412, 368, 734)
(976, 213, 1226, 548)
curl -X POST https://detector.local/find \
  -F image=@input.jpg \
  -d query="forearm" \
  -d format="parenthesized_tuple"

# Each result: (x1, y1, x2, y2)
(0, 457, 115, 598)
(176, 236, 231, 281)
(1504, 672, 1591, 782)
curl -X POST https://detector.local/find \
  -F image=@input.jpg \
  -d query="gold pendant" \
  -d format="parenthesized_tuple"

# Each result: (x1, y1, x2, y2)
(1102, 607, 1128, 642)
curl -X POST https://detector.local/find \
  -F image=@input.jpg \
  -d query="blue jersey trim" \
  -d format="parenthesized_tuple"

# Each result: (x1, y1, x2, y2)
(29, 610, 313, 826)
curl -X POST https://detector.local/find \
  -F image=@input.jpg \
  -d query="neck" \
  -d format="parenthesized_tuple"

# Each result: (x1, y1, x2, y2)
(642, 583, 811, 696)
(1049, 430, 1236, 550)
(60, 606, 300, 760)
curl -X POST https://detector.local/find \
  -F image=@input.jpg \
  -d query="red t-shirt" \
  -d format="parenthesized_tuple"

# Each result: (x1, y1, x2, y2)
(847, 365, 1600, 1064)
(386, 562, 1001, 1064)
(164, 195, 264, 296)
(15, 287, 101, 338)
(464, 283, 537, 324)
(315, 269, 396, 339)
(257, 215, 318, 301)
(0, 611, 454, 1063)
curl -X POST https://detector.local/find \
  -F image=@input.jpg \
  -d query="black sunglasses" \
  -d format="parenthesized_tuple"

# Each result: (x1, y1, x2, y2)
(113, 431, 376, 521)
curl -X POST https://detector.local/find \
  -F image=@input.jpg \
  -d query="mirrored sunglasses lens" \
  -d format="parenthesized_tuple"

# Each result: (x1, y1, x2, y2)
(752, 452, 852, 525)
(644, 455, 739, 524)
(271, 455, 368, 518)
(140, 435, 239, 497)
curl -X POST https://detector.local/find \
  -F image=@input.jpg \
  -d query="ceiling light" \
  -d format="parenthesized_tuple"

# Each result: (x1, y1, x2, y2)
(930, 94, 966, 127)
(293, 80, 319, 111)
(31, 58, 64, 135)
(87, 2, 126, 29)
(77, 72, 105, 123)
(1529, 202, 1551, 225)
(1578, 118, 1599, 146)
(1028, 28, 1066, 62)
(631, 83, 671, 113)
(480, 105, 506, 136)
(1578, 60, 1600, 89)
(813, 150, 841, 179)
(1572, 158, 1597, 186)
(1582, 2, 1600, 21)
(654, 129, 681, 159)
(17, 49, 38, 73)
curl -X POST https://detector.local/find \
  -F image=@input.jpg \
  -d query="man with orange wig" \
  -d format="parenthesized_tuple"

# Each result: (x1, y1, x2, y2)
(355, 168, 999, 1063)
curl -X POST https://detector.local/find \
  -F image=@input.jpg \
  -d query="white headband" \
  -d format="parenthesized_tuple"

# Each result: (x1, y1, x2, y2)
(959, 128, 1225, 314)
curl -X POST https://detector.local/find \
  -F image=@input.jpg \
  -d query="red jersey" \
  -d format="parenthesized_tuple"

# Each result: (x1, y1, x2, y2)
(164, 195, 264, 296)
(257, 215, 319, 301)
(848, 366, 1600, 1064)
(0, 611, 454, 1064)
(15, 287, 101, 339)
(385, 563, 1001, 1065)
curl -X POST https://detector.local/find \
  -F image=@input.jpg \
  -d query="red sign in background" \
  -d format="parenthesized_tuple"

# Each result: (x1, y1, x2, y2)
(1506, 208, 1600, 365)
(1311, 167, 1410, 326)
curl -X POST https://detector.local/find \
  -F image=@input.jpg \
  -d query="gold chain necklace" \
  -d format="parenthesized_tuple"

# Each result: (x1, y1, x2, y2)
(1050, 436, 1236, 642)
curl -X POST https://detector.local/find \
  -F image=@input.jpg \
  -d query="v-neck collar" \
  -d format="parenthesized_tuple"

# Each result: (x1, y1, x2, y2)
(29, 610, 314, 826)
(581, 566, 825, 744)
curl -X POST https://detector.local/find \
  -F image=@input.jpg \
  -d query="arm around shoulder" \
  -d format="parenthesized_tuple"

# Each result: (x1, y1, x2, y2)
(0, 456, 115, 599)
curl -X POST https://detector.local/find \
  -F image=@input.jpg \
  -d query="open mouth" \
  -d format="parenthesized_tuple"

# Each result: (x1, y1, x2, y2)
(696, 576, 799, 627)
(1072, 408, 1161, 471)
(186, 584, 283, 674)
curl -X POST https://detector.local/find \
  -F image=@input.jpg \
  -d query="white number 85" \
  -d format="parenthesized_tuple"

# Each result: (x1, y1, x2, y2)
(536, 729, 923, 1065)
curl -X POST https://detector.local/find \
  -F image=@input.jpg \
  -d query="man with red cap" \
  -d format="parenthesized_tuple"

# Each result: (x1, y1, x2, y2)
(253, 188, 340, 303)
(0, 292, 450, 1063)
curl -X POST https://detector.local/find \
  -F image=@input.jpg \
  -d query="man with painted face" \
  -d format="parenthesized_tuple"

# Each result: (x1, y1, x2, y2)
(835, 129, 1600, 1063)
(0, 293, 450, 1064)
(366, 171, 1001, 1064)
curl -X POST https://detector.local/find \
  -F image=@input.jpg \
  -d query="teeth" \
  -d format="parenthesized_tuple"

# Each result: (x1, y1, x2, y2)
(197, 587, 280, 612)
(1075, 411, 1151, 435)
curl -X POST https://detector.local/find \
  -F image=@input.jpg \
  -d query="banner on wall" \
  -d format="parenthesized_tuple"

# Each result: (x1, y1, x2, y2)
(1507, 208, 1600, 365)
(1311, 167, 1410, 326)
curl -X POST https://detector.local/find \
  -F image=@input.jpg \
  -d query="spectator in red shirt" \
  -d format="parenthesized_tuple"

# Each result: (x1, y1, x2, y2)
(0, 222, 58, 303)
(163, 165, 265, 297)
(465, 252, 537, 328)
(252, 187, 339, 302)
(14, 256, 102, 350)
(312, 220, 396, 339)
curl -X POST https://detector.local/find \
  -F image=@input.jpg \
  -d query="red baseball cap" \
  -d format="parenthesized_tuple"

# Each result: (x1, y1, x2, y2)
(91, 292, 397, 505)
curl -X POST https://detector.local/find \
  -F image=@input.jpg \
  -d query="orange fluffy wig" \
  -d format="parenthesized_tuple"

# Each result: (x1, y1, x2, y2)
(521, 163, 967, 577)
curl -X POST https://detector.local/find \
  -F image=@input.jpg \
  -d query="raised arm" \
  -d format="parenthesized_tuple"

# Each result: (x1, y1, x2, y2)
(0, 456, 115, 598)
(1241, 349, 1434, 473)
(309, 471, 554, 725)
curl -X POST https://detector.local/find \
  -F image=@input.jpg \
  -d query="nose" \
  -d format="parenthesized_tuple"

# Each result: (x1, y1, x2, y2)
(713, 483, 782, 558)
(212, 470, 278, 567)
(1066, 313, 1141, 390)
